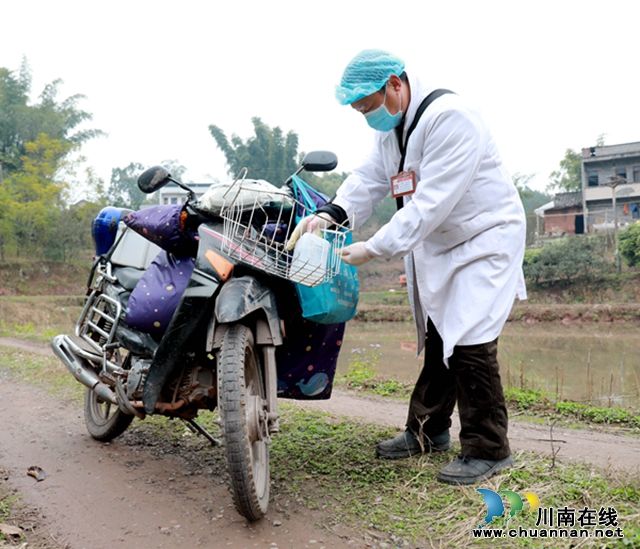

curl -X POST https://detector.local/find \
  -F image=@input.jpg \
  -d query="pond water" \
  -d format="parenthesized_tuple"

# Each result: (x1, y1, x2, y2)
(339, 321, 640, 409)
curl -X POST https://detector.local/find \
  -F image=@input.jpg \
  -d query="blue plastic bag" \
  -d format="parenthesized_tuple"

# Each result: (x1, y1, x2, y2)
(290, 175, 359, 324)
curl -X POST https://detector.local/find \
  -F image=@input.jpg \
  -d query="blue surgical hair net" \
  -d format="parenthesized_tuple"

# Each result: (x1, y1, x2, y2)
(335, 49, 405, 106)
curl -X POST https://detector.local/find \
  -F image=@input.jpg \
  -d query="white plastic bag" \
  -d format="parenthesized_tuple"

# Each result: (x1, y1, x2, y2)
(198, 179, 293, 214)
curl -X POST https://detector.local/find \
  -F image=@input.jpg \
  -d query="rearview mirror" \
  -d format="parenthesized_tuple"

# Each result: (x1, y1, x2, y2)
(301, 151, 338, 173)
(138, 166, 172, 193)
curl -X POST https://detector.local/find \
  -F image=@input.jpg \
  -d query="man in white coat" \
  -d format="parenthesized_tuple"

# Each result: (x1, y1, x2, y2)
(291, 49, 527, 485)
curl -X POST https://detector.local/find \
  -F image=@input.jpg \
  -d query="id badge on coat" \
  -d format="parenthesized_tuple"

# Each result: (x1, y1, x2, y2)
(390, 171, 417, 198)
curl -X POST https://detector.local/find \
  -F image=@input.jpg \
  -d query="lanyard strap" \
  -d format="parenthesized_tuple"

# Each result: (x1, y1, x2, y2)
(394, 88, 454, 210)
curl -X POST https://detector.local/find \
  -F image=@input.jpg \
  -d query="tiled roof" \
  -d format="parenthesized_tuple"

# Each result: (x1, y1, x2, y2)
(552, 191, 583, 209)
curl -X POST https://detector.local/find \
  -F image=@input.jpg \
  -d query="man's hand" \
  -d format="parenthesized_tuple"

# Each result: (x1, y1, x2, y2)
(284, 213, 336, 251)
(340, 241, 374, 266)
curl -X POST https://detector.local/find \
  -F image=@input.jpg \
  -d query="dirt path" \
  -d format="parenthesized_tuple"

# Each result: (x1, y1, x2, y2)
(0, 340, 362, 549)
(0, 338, 639, 549)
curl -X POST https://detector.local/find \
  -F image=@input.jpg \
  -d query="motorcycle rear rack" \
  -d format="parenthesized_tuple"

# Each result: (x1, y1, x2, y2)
(76, 289, 123, 358)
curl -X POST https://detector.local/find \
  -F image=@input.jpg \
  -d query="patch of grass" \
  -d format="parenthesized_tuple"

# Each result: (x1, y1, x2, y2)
(357, 289, 406, 303)
(0, 295, 84, 342)
(336, 344, 412, 398)
(371, 377, 410, 397)
(555, 401, 640, 428)
(341, 345, 379, 388)
(505, 387, 552, 411)
(0, 347, 84, 404)
(0, 488, 16, 523)
(270, 404, 640, 548)
(0, 261, 90, 297)
(13, 322, 35, 335)
(502, 387, 640, 430)
(0, 491, 23, 544)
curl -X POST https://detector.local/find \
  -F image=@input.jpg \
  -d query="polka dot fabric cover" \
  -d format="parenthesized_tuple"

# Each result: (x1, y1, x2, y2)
(123, 205, 196, 255)
(275, 317, 345, 400)
(124, 250, 195, 336)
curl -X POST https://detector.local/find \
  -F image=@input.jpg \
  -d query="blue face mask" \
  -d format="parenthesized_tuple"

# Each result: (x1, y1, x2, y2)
(364, 86, 402, 132)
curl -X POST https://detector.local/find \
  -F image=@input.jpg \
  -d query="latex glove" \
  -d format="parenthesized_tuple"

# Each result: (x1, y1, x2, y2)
(284, 213, 336, 251)
(340, 241, 374, 266)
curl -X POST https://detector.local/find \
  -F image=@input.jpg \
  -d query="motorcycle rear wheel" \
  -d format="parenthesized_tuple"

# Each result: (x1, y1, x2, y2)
(218, 324, 270, 521)
(84, 388, 134, 441)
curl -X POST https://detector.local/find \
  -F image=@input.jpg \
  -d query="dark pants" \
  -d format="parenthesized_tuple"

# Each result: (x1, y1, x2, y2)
(406, 319, 510, 460)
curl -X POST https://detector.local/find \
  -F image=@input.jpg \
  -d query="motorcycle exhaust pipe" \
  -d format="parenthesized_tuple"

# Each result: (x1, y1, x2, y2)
(51, 335, 118, 405)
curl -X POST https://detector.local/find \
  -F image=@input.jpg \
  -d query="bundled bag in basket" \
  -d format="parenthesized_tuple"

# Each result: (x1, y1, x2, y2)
(289, 175, 359, 324)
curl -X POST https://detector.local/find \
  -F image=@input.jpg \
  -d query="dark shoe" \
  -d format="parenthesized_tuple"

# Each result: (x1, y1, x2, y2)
(437, 454, 514, 485)
(376, 429, 451, 459)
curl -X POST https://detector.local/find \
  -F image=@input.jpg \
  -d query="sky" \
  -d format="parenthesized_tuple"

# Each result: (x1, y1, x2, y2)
(1, 0, 638, 196)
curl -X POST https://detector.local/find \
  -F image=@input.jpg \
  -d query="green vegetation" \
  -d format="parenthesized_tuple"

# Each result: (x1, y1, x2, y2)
(504, 388, 640, 430)
(358, 290, 411, 306)
(337, 357, 640, 430)
(618, 221, 640, 268)
(0, 490, 21, 543)
(0, 59, 104, 178)
(0, 61, 107, 262)
(354, 289, 414, 321)
(269, 405, 640, 548)
(523, 235, 613, 286)
(545, 135, 606, 194)
(209, 117, 300, 184)
(0, 295, 85, 342)
(554, 401, 640, 428)
(0, 346, 83, 403)
(546, 148, 583, 193)
(338, 343, 412, 398)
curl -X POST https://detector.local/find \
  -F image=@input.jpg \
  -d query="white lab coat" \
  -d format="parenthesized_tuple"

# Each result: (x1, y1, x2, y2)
(333, 73, 527, 363)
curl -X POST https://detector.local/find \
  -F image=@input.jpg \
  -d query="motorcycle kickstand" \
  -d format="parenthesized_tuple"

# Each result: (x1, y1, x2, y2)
(181, 418, 222, 446)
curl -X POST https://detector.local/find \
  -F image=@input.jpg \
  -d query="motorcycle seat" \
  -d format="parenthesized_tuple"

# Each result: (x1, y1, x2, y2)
(113, 266, 146, 291)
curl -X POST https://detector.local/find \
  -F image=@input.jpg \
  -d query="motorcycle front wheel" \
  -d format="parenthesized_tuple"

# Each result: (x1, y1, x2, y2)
(84, 388, 134, 441)
(218, 324, 270, 521)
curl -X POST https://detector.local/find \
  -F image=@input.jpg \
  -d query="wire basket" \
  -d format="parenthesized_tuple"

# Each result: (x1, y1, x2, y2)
(217, 179, 350, 287)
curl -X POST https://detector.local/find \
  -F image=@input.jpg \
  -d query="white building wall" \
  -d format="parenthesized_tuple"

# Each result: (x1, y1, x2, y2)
(157, 183, 212, 205)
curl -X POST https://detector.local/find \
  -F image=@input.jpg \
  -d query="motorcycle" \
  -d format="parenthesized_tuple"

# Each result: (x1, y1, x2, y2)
(51, 151, 347, 521)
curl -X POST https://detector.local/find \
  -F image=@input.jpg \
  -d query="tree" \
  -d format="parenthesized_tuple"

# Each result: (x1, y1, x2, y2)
(512, 172, 536, 200)
(0, 134, 69, 257)
(546, 136, 607, 194)
(104, 162, 146, 210)
(302, 171, 349, 198)
(209, 117, 299, 184)
(511, 172, 551, 214)
(159, 158, 187, 183)
(103, 159, 187, 210)
(0, 179, 14, 261)
(0, 59, 105, 178)
(618, 222, 640, 267)
(547, 149, 582, 193)
(47, 200, 101, 261)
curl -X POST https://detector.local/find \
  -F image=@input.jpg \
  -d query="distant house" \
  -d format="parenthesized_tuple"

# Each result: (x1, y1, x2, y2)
(535, 191, 584, 236)
(158, 182, 212, 205)
(582, 141, 640, 232)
